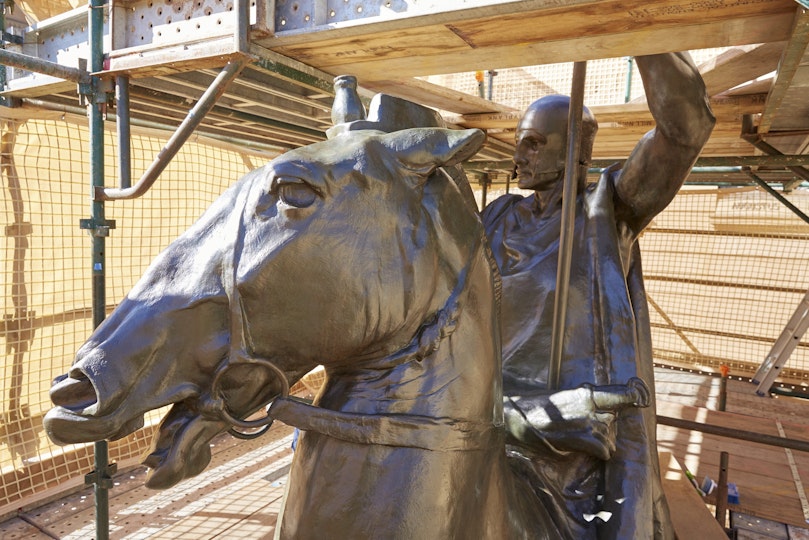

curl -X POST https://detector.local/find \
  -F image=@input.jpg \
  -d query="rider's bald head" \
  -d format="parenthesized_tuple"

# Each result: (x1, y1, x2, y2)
(517, 95, 598, 166)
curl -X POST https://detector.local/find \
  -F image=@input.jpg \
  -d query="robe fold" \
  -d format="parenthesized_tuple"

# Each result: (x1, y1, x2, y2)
(482, 170, 673, 540)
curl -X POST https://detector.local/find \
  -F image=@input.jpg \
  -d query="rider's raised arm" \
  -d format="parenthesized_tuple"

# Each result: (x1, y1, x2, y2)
(613, 52, 715, 236)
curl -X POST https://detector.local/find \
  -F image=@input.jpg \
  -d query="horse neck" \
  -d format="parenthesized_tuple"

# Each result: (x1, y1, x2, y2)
(318, 242, 502, 425)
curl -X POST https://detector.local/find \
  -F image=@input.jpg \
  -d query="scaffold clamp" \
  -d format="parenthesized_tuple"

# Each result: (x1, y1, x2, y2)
(80, 217, 117, 237)
(85, 462, 118, 489)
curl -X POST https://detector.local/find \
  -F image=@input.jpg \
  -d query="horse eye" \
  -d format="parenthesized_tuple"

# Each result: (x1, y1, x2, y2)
(277, 183, 317, 208)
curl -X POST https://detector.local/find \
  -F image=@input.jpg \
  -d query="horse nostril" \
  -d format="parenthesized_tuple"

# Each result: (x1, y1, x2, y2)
(50, 372, 98, 411)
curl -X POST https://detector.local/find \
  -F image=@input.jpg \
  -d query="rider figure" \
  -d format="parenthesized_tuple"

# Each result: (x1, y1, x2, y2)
(482, 52, 715, 539)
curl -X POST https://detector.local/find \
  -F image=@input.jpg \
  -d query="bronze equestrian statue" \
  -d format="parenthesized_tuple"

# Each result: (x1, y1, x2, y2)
(44, 54, 712, 538)
(482, 52, 715, 539)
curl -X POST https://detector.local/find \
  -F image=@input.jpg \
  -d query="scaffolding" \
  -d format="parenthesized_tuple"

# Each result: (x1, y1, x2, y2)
(1, 0, 809, 535)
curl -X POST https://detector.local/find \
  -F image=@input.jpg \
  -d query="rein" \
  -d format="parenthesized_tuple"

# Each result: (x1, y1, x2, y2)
(195, 178, 498, 450)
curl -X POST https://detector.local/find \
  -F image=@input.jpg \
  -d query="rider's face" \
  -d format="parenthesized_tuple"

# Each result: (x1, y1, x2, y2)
(513, 127, 566, 191)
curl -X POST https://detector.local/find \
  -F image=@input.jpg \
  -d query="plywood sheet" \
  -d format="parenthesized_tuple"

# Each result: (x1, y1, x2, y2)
(262, 1, 796, 81)
(699, 43, 786, 97)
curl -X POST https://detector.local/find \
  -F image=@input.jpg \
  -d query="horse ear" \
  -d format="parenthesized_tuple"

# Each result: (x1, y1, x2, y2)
(383, 128, 486, 177)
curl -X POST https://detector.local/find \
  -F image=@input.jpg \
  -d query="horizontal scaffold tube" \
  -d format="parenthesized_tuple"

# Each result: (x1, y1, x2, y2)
(0, 48, 90, 84)
(657, 415, 809, 453)
(21, 98, 289, 155)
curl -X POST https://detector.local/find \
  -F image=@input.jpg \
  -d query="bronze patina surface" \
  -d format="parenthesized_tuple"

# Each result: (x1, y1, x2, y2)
(44, 58, 713, 538)
(482, 52, 716, 539)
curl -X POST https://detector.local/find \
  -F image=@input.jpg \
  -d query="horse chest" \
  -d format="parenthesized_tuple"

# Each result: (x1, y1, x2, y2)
(279, 432, 504, 539)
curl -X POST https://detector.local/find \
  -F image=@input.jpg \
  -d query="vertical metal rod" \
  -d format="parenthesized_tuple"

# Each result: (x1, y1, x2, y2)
(480, 173, 489, 209)
(0, 0, 17, 108)
(88, 0, 109, 538)
(487, 69, 496, 101)
(624, 56, 634, 103)
(115, 76, 131, 189)
(718, 365, 729, 412)
(234, 0, 248, 53)
(715, 451, 730, 527)
(0, 0, 6, 94)
(549, 61, 586, 390)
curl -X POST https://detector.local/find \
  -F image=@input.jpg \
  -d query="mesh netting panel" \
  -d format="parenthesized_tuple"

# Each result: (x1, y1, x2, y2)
(477, 184, 809, 383)
(423, 47, 729, 110)
(641, 187, 809, 381)
(3, 113, 809, 517)
(0, 117, 263, 517)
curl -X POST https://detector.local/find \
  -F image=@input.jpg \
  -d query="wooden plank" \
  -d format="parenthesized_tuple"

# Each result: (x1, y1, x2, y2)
(655, 370, 809, 426)
(453, 92, 767, 158)
(726, 77, 775, 96)
(0, 516, 50, 538)
(698, 42, 786, 97)
(658, 425, 809, 527)
(655, 397, 809, 528)
(102, 38, 246, 78)
(438, 0, 792, 51)
(361, 77, 516, 115)
(485, 133, 761, 159)
(149, 466, 288, 539)
(449, 94, 768, 130)
(659, 451, 729, 540)
(656, 400, 809, 442)
(759, 7, 809, 134)
(262, 0, 795, 81)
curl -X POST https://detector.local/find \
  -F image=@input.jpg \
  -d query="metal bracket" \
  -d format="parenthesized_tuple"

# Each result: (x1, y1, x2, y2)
(84, 462, 117, 489)
(80, 217, 117, 237)
(75, 59, 112, 107)
(1, 31, 22, 45)
(0, 95, 20, 107)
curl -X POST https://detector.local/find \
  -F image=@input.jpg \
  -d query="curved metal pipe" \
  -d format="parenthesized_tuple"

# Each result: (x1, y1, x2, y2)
(97, 57, 250, 201)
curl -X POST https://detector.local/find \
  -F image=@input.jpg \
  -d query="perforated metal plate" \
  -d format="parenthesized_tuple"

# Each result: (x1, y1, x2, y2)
(120, 0, 256, 50)
(273, 0, 524, 32)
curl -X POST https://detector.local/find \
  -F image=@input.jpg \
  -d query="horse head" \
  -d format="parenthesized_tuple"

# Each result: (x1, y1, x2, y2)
(44, 126, 487, 489)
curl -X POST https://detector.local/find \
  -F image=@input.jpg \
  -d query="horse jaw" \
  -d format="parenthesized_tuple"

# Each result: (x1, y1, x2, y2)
(141, 402, 226, 489)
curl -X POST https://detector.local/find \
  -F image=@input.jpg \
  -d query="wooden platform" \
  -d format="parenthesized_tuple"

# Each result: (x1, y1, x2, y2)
(2, 367, 809, 538)
(0, 424, 295, 539)
(655, 367, 809, 535)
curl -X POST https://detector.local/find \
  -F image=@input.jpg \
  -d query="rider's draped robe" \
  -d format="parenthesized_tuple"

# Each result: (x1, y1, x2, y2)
(482, 170, 672, 540)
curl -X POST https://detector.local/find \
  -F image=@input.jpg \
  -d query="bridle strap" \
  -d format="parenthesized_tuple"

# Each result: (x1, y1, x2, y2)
(203, 177, 497, 448)
(269, 397, 502, 451)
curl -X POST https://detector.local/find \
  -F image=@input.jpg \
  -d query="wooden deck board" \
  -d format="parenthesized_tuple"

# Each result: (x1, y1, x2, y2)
(655, 367, 809, 530)
(659, 451, 728, 540)
(262, 0, 796, 80)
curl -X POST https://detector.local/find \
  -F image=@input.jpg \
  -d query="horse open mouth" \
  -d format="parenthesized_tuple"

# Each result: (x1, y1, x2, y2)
(45, 369, 232, 489)
(45, 371, 146, 445)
